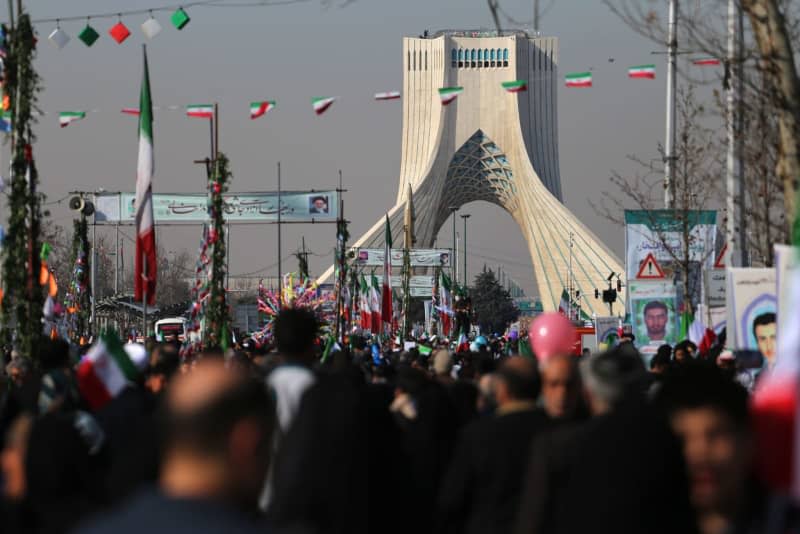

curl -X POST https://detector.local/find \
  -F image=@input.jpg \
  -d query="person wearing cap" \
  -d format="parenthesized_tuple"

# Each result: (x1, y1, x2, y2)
(515, 344, 694, 534)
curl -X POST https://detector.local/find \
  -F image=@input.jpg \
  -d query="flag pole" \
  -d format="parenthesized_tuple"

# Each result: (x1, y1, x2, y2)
(142, 255, 147, 340)
(277, 161, 282, 307)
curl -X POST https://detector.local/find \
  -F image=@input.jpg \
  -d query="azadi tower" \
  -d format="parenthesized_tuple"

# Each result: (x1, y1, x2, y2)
(329, 30, 624, 314)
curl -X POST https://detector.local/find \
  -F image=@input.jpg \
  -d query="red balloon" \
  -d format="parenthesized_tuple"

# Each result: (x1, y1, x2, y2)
(528, 313, 576, 362)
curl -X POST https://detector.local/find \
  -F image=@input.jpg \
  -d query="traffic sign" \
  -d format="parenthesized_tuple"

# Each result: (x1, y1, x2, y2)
(636, 253, 665, 280)
(714, 244, 727, 269)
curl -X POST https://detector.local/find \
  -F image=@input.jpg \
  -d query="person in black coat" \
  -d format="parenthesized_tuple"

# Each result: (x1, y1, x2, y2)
(514, 344, 697, 534)
(436, 356, 548, 534)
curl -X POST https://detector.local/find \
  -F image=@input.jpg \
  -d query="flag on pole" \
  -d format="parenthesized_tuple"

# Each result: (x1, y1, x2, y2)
(628, 64, 656, 79)
(59, 111, 86, 128)
(370, 274, 382, 334)
(250, 100, 276, 119)
(381, 214, 393, 334)
(501, 80, 528, 93)
(135, 46, 157, 306)
(693, 57, 721, 66)
(312, 96, 336, 115)
(374, 91, 401, 101)
(439, 86, 463, 105)
(186, 104, 213, 118)
(439, 271, 453, 337)
(360, 274, 371, 332)
(565, 72, 592, 87)
(76, 331, 139, 410)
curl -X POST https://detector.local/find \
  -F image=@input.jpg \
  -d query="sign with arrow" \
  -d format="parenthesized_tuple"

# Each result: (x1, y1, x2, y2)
(713, 244, 727, 269)
(636, 253, 666, 280)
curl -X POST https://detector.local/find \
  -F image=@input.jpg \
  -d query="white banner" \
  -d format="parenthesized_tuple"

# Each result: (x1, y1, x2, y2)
(704, 269, 726, 308)
(355, 249, 451, 267)
(726, 267, 776, 366)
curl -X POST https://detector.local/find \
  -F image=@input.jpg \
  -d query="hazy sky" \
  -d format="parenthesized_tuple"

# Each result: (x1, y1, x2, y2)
(1, 0, 723, 297)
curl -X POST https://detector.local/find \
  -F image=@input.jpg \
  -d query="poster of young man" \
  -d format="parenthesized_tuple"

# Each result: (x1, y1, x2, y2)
(726, 267, 777, 368)
(628, 281, 678, 362)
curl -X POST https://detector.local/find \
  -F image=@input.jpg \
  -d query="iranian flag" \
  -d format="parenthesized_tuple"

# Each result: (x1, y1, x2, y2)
(59, 111, 85, 128)
(439, 271, 453, 337)
(135, 46, 157, 306)
(360, 274, 372, 331)
(565, 72, 592, 87)
(374, 91, 401, 101)
(502, 80, 527, 93)
(77, 332, 139, 410)
(370, 274, 382, 334)
(312, 96, 336, 115)
(628, 64, 656, 79)
(250, 100, 276, 119)
(693, 57, 721, 66)
(186, 104, 213, 118)
(121, 108, 140, 116)
(381, 214, 393, 335)
(439, 86, 463, 105)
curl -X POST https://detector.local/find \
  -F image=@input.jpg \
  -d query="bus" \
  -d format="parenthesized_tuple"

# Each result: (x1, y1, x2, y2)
(154, 317, 188, 342)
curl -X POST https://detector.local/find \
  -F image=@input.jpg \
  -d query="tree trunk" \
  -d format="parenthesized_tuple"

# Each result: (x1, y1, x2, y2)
(742, 0, 800, 240)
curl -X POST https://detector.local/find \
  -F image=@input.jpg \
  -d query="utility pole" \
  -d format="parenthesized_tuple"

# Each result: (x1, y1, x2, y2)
(461, 213, 471, 288)
(664, 0, 678, 208)
(277, 161, 282, 305)
(534, 0, 540, 33)
(450, 206, 459, 285)
(726, 0, 746, 267)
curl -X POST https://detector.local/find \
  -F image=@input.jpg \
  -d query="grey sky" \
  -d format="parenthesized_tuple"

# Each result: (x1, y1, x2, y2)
(3, 0, 718, 297)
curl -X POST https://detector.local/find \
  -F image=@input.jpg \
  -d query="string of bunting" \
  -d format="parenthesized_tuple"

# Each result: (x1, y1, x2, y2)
(0, 55, 723, 131)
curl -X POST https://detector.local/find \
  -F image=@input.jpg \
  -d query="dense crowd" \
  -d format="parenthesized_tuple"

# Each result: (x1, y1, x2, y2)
(0, 308, 796, 534)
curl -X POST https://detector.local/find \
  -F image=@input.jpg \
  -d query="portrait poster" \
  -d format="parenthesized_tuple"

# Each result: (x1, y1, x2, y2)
(628, 280, 678, 360)
(726, 267, 777, 366)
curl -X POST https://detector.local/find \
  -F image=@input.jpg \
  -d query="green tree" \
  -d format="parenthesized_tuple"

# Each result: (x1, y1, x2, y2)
(471, 266, 518, 334)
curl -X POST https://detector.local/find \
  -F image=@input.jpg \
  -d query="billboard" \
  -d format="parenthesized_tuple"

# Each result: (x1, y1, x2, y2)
(355, 249, 451, 267)
(93, 191, 340, 223)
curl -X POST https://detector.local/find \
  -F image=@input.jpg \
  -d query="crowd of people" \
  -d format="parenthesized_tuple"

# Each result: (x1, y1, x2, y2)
(0, 308, 796, 534)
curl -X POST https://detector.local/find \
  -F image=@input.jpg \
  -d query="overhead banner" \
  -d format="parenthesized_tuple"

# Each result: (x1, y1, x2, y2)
(369, 275, 435, 288)
(355, 249, 451, 267)
(624, 210, 717, 281)
(93, 191, 340, 223)
(726, 267, 776, 367)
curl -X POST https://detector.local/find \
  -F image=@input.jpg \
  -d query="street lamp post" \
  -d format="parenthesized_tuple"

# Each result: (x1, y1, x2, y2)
(449, 206, 459, 283)
(460, 213, 471, 288)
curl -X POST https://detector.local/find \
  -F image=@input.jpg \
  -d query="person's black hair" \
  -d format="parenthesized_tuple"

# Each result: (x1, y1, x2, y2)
(273, 308, 319, 358)
(162, 377, 275, 457)
(150, 343, 180, 380)
(655, 360, 749, 428)
(643, 300, 668, 316)
(651, 344, 672, 370)
(673, 340, 697, 358)
(496, 362, 540, 401)
(37, 338, 70, 371)
(752, 312, 776, 337)
(310, 195, 328, 205)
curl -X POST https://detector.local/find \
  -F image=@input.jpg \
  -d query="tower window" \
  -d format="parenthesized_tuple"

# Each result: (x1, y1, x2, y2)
(425, 50, 428, 70)
(503, 48, 509, 66)
(451, 48, 457, 67)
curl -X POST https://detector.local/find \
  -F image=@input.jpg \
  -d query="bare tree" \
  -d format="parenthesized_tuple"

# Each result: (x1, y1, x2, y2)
(592, 86, 719, 315)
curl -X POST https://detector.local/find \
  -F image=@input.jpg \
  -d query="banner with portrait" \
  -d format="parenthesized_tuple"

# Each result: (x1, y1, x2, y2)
(726, 267, 776, 367)
(628, 280, 679, 359)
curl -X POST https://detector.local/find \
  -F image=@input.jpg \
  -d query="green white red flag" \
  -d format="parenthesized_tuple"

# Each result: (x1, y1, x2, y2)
(439, 86, 463, 105)
(370, 274, 381, 334)
(693, 57, 721, 66)
(381, 214, 392, 334)
(565, 72, 592, 87)
(59, 111, 85, 127)
(374, 91, 401, 101)
(186, 104, 213, 118)
(502, 80, 527, 93)
(312, 96, 336, 115)
(135, 46, 157, 305)
(250, 100, 276, 119)
(628, 64, 656, 79)
(77, 331, 139, 410)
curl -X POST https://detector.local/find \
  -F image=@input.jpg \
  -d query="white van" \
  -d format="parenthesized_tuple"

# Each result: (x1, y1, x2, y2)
(154, 317, 188, 342)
